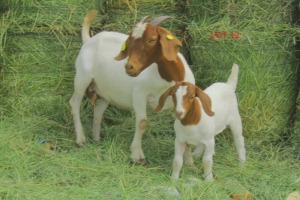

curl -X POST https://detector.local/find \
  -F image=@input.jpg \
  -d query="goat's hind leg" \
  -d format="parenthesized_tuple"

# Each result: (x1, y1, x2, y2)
(184, 144, 194, 165)
(192, 143, 204, 158)
(69, 74, 92, 147)
(229, 115, 246, 164)
(93, 98, 109, 142)
(202, 140, 215, 181)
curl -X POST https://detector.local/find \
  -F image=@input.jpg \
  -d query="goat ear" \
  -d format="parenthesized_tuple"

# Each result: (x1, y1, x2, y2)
(195, 86, 215, 116)
(158, 27, 182, 62)
(153, 85, 176, 113)
(114, 51, 127, 60)
(114, 40, 128, 61)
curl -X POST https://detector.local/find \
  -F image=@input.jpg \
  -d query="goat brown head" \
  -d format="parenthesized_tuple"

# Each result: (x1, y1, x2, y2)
(114, 16, 182, 77)
(153, 82, 215, 125)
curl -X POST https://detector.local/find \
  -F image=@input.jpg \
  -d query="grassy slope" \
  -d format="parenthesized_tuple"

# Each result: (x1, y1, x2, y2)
(1, 116, 299, 199)
(0, 0, 299, 199)
(186, 0, 299, 144)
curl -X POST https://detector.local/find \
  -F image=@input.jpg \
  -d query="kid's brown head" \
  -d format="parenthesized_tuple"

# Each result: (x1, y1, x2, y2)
(153, 82, 215, 124)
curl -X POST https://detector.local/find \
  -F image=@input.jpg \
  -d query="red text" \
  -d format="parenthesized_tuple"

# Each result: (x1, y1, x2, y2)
(211, 31, 240, 39)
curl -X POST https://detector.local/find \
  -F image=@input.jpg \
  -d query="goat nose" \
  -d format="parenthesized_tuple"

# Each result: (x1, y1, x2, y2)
(125, 63, 134, 70)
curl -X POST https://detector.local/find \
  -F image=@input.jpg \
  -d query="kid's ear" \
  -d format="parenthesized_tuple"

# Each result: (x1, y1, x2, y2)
(195, 86, 215, 117)
(153, 85, 177, 113)
(158, 27, 182, 62)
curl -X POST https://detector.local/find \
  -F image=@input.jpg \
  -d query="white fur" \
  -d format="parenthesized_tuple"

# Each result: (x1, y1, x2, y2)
(132, 23, 147, 39)
(175, 85, 188, 119)
(69, 18, 195, 163)
(171, 64, 246, 181)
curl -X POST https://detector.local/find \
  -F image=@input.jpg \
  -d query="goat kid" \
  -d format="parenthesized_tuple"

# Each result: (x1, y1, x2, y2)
(153, 64, 246, 181)
(69, 10, 195, 164)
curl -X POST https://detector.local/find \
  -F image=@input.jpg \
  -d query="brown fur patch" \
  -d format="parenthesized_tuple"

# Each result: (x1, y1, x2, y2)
(157, 56, 185, 82)
(180, 94, 201, 125)
(179, 82, 214, 125)
(231, 193, 252, 200)
(139, 119, 148, 130)
(115, 23, 184, 82)
(153, 82, 214, 125)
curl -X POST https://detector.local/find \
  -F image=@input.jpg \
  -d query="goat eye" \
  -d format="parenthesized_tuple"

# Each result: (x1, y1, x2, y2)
(189, 96, 195, 101)
(148, 38, 156, 43)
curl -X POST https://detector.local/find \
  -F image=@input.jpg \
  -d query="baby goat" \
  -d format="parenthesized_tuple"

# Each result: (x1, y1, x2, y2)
(69, 10, 195, 164)
(153, 64, 246, 181)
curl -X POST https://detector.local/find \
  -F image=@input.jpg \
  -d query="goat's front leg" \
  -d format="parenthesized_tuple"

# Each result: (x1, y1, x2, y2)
(202, 139, 215, 181)
(130, 93, 148, 164)
(171, 139, 186, 180)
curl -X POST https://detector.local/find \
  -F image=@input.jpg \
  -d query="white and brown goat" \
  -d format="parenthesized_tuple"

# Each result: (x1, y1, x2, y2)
(69, 10, 195, 164)
(153, 64, 246, 180)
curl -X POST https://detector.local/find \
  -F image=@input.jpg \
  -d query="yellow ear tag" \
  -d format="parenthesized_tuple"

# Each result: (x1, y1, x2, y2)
(121, 41, 126, 51)
(166, 34, 174, 40)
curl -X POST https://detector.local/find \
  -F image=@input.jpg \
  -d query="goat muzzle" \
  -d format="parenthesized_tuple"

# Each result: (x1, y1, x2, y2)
(125, 63, 140, 77)
(125, 63, 134, 70)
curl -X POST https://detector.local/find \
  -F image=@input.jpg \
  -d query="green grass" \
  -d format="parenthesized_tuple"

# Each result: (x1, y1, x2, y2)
(187, 0, 300, 144)
(0, 0, 299, 199)
(1, 113, 299, 199)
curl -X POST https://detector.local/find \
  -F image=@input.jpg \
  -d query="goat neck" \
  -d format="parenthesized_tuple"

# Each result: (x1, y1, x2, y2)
(156, 56, 185, 82)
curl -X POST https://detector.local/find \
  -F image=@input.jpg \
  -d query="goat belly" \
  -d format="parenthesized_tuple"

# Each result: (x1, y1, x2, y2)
(97, 91, 134, 111)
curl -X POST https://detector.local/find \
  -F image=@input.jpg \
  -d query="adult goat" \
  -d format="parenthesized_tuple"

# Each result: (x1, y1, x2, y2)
(69, 10, 195, 164)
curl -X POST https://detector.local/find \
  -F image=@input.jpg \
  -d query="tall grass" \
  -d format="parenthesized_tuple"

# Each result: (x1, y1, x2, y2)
(187, 0, 300, 144)
(0, 0, 299, 199)
(1, 116, 299, 199)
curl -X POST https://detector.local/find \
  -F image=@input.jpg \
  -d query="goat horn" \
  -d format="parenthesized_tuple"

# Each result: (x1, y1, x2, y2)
(150, 16, 173, 26)
(138, 16, 150, 24)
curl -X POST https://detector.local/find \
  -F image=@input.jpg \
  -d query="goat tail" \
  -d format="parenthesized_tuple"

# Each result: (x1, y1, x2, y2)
(82, 10, 97, 44)
(227, 63, 239, 91)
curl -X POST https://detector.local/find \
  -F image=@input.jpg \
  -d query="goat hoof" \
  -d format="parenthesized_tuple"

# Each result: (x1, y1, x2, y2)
(75, 142, 85, 147)
(204, 174, 214, 182)
(75, 138, 86, 147)
(239, 160, 246, 168)
(132, 158, 146, 165)
(130, 146, 145, 164)
(93, 136, 100, 142)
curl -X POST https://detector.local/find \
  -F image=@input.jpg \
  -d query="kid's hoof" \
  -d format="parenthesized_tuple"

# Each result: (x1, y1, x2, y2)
(132, 158, 146, 165)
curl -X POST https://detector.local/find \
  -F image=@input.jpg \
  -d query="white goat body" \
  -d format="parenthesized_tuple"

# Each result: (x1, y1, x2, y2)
(173, 64, 245, 181)
(69, 11, 195, 163)
(75, 32, 173, 109)
(154, 64, 246, 180)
